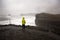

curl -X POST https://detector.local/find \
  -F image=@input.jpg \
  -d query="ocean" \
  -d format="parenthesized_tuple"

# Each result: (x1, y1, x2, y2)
(0, 16, 36, 26)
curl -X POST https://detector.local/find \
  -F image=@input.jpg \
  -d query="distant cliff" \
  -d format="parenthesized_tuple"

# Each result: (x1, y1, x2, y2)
(35, 13, 60, 35)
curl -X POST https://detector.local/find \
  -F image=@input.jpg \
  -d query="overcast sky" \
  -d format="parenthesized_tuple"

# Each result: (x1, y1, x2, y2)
(0, 0, 60, 16)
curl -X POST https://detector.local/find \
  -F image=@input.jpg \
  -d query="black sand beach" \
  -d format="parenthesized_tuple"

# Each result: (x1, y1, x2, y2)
(0, 25, 60, 40)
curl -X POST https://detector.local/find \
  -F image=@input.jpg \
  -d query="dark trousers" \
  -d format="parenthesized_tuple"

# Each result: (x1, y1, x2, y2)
(22, 24, 25, 29)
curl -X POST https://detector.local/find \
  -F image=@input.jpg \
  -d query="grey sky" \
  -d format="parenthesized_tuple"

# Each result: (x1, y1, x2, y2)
(0, 0, 60, 16)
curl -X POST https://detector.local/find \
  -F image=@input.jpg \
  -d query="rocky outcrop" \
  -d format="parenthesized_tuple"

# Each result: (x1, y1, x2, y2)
(35, 13, 60, 35)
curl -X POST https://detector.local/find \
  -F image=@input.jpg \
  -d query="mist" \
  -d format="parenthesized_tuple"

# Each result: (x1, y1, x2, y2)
(0, 0, 60, 15)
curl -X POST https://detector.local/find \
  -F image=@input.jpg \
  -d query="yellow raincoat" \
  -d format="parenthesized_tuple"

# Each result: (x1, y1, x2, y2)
(22, 17, 26, 25)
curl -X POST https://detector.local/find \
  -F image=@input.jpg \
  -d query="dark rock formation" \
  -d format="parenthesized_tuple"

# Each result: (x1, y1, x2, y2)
(35, 13, 60, 35)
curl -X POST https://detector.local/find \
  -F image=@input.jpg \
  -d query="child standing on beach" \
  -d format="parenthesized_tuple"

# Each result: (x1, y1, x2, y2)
(22, 17, 26, 30)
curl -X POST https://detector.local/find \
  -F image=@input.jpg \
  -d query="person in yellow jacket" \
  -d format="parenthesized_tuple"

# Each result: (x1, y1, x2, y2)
(22, 17, 26, 29)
